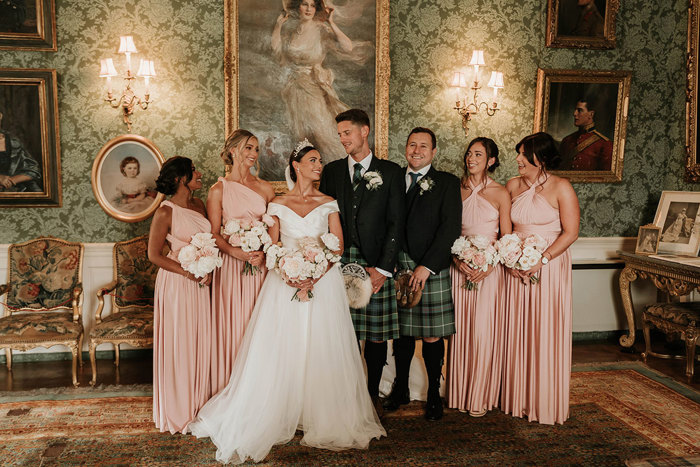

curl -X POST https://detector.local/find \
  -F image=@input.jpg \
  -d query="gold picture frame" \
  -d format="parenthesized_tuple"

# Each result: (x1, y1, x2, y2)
(635, 224, 661, 255)
(545, 0, 619, 49)
(224, 0, 390, 193)
(533, 68, 631, 183)
(0, 68, 61, 207)
(686, 0, 700, 182)
(653, 190, 700, 256)
(0, 0, 57, 51)
(91, 134, 165, 223)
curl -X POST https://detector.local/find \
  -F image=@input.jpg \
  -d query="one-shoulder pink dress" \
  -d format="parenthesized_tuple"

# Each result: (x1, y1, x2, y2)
(447, 179, 505, 413)
(210, 179, 268, 395)
(501, 179, 573, 425)
(153, 200, 213, 434)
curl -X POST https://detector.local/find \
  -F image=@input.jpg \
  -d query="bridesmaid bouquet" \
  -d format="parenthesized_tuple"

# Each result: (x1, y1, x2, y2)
(222, 214, 275, 275)
(450, 235, 498, 291)
(178, 232, 224, 286)
(265, 234, 342, 302)
(495, 233, 548, 284)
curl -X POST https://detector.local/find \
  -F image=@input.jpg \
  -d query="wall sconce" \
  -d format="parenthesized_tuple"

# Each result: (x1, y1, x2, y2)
(99, 36, 156, 132)
(450, 50, 504, 137)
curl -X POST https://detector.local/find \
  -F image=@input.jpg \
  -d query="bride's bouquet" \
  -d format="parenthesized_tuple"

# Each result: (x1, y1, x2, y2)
(265, 233, 342, 302)
(222, 214, 275, 275)
(495, 233, 548, 284)
(451, 234, 498, 291)
(178, 232, 224, 286)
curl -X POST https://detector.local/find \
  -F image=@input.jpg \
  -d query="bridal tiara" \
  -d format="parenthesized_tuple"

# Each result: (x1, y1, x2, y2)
(292, 138, 314, 158)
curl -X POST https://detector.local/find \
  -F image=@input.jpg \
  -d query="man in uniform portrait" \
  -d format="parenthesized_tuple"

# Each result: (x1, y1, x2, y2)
(559, 98, 613, 171)
(572, 0, 604, 37)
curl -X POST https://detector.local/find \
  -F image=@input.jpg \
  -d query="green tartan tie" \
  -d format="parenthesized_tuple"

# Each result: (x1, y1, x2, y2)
(408, 172, 421, 191)
(352, 163, 363, 191)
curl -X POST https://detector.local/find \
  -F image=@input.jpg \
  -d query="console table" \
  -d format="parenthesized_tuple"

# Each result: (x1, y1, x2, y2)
(617, 251, 700, 347)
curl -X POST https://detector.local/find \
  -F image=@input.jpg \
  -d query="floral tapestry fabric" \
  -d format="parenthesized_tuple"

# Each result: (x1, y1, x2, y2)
(114, 238, 158, 309)
(6, 239, 82, 310)
(0, 311, 81, 342)
(91, 310, 153, 338)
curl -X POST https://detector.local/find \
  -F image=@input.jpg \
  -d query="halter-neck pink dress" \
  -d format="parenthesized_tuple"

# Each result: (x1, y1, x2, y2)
(447, 178, 505, 413)
(210, 178, 268, 395)
(153, 200, 213, 434)
(501, 178, 572, 425)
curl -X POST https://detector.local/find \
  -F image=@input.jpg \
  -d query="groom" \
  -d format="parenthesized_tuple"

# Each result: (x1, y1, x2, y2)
(319, 109, 404, 415)
(383, 127, 461, 421)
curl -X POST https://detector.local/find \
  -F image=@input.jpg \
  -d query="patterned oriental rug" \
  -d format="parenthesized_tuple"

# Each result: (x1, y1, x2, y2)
(0, 363, 698, 466)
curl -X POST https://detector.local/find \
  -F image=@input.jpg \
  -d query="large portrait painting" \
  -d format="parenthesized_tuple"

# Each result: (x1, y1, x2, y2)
(0, 0, 56, 51)
(91, 134, 165, 223)
(0, 68, 61, 207)
(546, 0, 619, 49)
(686, 0, 700, 182)
(533, 68, 631, 182)
(225, 0, 389, 191)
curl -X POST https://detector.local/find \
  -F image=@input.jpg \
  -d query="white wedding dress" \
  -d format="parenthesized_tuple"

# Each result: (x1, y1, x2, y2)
(189, 200, 385, 464)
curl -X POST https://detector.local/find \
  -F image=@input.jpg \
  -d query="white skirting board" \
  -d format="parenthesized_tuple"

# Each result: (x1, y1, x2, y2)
(0, 238, 671, 357)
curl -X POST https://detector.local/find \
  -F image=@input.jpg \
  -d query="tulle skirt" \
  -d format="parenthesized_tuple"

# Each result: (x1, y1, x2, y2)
(189, 266, 385, 464)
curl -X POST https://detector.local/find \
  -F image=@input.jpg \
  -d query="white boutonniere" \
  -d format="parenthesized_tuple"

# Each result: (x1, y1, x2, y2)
(418, 177, 434, 195)
(363, 171, 383, 190)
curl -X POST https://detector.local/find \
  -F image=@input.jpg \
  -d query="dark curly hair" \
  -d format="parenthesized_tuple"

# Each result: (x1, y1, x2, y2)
(288, 144, 317, 183)
(155, 156, 194, 196)
(119, 156, 140, 176)
(515, 132, 562, 171)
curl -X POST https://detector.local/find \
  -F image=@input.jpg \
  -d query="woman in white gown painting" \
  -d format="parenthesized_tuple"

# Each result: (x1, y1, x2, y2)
(271, 0, 372, 162)
(189, 141, 385, 464)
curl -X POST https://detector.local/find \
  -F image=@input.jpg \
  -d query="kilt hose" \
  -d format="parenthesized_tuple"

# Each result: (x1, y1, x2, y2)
(397, 251, 456, 338)
(342, 246, 399, 342)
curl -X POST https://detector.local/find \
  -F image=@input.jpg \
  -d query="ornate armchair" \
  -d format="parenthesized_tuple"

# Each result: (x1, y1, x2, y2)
(0, 237, 84, 387)
(89, 235, 156, 386)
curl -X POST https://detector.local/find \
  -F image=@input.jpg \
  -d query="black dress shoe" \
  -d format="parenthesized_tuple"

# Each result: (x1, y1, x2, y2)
(382, 386, 410, 411)
(424, 396, 443, 421)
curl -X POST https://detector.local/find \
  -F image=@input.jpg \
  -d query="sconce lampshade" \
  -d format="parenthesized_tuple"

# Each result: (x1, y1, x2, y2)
(450, 72, 467, 88)
(118, 36, 138, 54)
(99, 58, 118, 77)
(488, 71, 504, 88)
(469, 50, 485, 67)
(137, 59, 156, 77)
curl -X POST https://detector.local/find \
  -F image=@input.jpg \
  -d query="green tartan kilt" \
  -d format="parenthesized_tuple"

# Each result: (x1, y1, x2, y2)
(397, 251, 456, 338)
(342, 246, 399, 342)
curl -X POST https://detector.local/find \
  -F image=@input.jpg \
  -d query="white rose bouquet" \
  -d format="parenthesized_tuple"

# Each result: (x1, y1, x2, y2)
(222, 214, 275, 275)
(266, 234, 342, 302)
(451, 234, 498, 291)
(494, 233, 547, 284)
(178, 232, 224, 286)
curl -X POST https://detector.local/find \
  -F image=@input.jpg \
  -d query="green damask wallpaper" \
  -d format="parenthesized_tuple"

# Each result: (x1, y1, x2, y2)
(0, 0, 693, 243)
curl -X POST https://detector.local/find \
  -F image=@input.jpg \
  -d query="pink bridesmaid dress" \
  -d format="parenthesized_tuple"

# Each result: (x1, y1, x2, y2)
(210, 178, 267, 395)
(153, 200, 213, 434)
(501, 178, 573, 425)
(447, 179, 505, 413)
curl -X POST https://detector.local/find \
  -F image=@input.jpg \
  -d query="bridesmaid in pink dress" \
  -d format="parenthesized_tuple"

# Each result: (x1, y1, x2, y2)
(207, 130, 276, 394)
(148, 156, 213, 434)
(502, 132, 580, 425)
(447, 137, 512, 416)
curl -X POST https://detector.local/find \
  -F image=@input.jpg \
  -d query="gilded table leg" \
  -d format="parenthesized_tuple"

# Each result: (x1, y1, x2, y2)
(619, 266, 639, 347)
(685, 327, 698, 384)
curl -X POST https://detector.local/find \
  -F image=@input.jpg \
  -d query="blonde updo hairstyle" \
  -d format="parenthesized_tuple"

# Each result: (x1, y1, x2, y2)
(221, 129, 257, 168)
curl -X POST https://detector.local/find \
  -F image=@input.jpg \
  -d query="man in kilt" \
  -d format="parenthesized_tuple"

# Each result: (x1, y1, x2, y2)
(383, 127, 461, 421)
(319, 109, 405, 415)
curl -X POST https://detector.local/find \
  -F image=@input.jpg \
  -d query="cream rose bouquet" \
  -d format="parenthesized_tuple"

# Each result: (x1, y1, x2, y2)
(178, 232, 224, 286)
(266, 234, 342, 301)
(495, 233, 547, 284)
(222, 214, 275, 275)
(451, 234, 498, 291)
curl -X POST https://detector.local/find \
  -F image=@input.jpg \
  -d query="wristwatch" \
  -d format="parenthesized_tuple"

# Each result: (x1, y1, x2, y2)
(541, 253, 550, 265)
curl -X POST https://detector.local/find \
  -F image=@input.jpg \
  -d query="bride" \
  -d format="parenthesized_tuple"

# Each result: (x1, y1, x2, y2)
(189, 140, 385, 464)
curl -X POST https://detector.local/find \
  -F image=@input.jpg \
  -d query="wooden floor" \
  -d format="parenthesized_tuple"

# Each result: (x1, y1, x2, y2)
(0, 338, 698, 392)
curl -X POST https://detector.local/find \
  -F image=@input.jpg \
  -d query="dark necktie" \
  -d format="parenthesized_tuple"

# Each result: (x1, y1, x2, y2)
(352, 163, 363, 191)
(408, 172, 421, 191)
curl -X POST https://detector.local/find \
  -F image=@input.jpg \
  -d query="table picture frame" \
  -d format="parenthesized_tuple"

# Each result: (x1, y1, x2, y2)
(224, 0, 390, 192)
(653, 190, 700, 256)
(91, 134, 165, 223)
(635, 224, 661, 255)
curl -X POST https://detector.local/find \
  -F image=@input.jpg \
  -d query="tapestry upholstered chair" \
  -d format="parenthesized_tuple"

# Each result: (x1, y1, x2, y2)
(642, 301, 700, 383)
(0, 237, 85, 387)
(89, 235, 156, 386)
